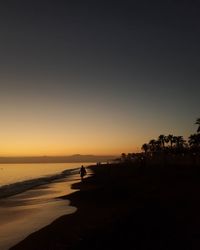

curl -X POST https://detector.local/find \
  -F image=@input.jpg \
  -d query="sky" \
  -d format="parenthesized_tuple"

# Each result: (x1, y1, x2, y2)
(0, 0, 200, 156)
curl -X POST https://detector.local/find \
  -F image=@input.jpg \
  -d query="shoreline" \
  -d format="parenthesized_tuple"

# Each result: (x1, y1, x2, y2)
(11, 162, 200, 249)
(11, 163, 158, 249)
(0, 171, 85, 250)
(0, 162, 94, 199)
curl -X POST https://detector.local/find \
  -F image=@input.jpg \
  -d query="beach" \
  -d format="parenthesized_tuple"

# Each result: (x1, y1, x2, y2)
(0, 168, 93, 250)
(8, 162, 200, 250)
(0, 0, 199, 249)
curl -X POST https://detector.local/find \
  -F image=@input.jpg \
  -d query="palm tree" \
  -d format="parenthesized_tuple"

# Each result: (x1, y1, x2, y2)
(164, 136, 169, 145)
(167, 134, 174, 149)
(141, 143, 149, 154)
(195, 118, 200, 133)
(158, 135, 165, 148)
(188, 134, 200, 148)
(156, 140, 162, 151)
(174, 136, 185, 148)
(149, 139, 157, 152)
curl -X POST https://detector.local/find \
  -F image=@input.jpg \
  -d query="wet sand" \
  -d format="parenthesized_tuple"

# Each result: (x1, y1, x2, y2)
(10, 163, 160, 249)
(11, 163, 200, 250)
(0, 172, 87, 250)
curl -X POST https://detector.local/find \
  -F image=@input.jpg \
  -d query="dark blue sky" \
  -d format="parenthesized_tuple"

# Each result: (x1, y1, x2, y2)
(0, 0, 199, 155)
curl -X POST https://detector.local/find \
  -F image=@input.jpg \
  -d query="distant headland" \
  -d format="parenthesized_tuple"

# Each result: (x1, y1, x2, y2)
(0, 154, 116, 164)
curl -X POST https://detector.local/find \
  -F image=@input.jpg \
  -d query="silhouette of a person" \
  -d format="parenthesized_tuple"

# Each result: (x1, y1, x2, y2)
(80, 165, 87, 181)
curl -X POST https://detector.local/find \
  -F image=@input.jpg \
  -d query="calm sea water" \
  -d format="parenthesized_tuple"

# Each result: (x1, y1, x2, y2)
(0, 162, 93, 187)
(0, 162, 94, 249)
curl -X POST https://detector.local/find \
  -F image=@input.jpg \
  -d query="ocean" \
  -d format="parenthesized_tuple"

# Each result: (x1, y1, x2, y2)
(0, 162, 94, 249)
(0, 162, 94, 199)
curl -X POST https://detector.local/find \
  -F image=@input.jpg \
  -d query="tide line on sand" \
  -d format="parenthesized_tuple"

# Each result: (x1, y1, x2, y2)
(0, 172, 84, 250)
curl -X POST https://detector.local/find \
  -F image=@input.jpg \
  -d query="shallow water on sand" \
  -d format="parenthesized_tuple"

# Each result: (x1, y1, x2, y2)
(0, 162, 93, 187)
(0, 174, 81, 250)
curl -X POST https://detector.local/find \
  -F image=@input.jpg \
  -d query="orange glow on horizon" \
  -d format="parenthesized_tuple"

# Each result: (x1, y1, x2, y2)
(0, 132, 141, 157)
(0, 110, 143, 157)
(0, 144, 140, 157)
(0, 94, 192, 157)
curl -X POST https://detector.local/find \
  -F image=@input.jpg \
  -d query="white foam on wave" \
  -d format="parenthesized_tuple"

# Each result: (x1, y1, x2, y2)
(0, 168, 79, 199)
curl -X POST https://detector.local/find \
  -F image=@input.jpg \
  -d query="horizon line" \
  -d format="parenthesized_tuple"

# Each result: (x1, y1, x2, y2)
(0, 154, 119, 158)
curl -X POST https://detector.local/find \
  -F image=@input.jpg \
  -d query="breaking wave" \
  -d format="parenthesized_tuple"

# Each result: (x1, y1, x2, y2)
(0, 167, 79, 199)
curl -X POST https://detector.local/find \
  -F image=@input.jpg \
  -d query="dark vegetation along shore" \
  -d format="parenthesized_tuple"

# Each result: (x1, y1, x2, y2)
(11, 118, 200, 249)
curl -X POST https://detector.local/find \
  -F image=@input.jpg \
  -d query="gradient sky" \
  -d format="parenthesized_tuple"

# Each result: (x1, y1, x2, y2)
(0, 0, 200, 156)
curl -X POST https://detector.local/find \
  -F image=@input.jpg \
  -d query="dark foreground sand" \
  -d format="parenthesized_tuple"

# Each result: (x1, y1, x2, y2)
(11, 162, 200, 250)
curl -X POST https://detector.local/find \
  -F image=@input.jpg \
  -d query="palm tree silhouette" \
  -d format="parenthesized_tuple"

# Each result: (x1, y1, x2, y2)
(189, 134, 200, 148)
(167, 134, 174, 149)
(174, 136, 185, 149)
(141, 143, 149, 154)
(158, 135, 165, 148)
(149, 139, 157, 152)
(155, 140, 162, 151)
(195, 118, 200, 133)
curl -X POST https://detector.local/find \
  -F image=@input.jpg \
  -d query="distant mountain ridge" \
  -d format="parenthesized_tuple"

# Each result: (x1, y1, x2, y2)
(0, 155, 116, 164)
